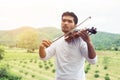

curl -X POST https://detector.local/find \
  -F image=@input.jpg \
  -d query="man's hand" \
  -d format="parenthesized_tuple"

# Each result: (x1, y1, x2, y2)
(79, 28, 91, 43)
(40, 40, 52, 48)
(39, 40, 52, 58)
(79, 28, 96, 59)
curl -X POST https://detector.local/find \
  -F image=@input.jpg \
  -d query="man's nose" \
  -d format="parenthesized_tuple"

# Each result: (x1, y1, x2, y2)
(64, 21, 69, 24)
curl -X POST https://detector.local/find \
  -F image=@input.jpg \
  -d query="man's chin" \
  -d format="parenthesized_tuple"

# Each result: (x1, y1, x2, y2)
(62, 30, 69, 33)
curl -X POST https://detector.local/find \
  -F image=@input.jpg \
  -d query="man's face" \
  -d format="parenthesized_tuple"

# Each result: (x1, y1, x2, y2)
(61, 16, 76, 33)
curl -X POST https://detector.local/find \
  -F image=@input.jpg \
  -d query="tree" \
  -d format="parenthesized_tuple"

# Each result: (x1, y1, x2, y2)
(0, 64, 22, 80)
(0, 45, 4, 60)
(112, 38, 120, 51)
(17, 29, 39, 53)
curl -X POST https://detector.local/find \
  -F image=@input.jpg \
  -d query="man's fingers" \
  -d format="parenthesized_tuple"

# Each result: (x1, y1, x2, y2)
(42, 42, 50, 47)
(43, 40, 52, 45)
(79, 32, 86, 40)
(42, 40, 52, 47)
(79, 28, 90, 42)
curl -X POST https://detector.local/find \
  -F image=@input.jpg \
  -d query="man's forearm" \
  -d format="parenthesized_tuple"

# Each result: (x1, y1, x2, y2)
(87, 41, 96, 59)
(39, 46, 46, 58)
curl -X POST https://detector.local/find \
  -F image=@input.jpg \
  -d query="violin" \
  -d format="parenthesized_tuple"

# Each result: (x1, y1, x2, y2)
(64, 27, 97, 42)
(52, 16, 97, 43)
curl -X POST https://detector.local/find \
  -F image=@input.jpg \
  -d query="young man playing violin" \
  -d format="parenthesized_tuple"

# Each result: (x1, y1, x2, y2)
(39, 11, 97, 80)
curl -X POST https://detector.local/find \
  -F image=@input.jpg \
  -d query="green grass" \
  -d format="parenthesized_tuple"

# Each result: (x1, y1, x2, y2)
(1, 48, 120, 80)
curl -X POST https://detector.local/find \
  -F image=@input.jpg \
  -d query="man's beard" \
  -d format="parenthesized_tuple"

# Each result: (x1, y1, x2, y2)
(61, 26, 75, 34)
(62, 27, 70, 33)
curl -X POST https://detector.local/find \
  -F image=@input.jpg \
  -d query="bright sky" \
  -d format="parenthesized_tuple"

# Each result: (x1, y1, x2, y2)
(0, 0, 120, 34)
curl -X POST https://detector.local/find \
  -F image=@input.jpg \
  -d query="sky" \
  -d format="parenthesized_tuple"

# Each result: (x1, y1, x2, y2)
(0, 0, 120, 34)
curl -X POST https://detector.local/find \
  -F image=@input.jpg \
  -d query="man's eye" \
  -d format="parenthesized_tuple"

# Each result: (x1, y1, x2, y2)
(62, 19, 72, 23)
(68, 20, 72, 23)
(62, 20, 66, 22)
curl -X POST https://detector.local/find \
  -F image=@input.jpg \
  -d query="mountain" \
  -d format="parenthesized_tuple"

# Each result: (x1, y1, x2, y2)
(91, 31, 120, 50)
(0, 26, 120, 50)
(37, 27, 63, 40)
(0, 26, 37, 46)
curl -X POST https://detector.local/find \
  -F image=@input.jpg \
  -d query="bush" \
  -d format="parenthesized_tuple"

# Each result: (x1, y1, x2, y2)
(50, 64, 53, 67)
(31, 74, 35, 78)
(24, 72, 28, 75)
(104, 76, 110, 80)
(104, 74, 110, 80)
(85, 70, 88, 74)
(0, 77, 9, 80)
(104, 66, 108, 70)
(0, 45, 5, 60)
(95, 70, 99, 73)
(96, 65, 99, 67)
(39, 65, 43, 68)
(0, 67, 8, 78)
(52, 69, 56, 73)
(45, 66, 49, 70)
(94, 73, 100, 78)
(30, 59, 33, 63)
(0, 65, 22, 80)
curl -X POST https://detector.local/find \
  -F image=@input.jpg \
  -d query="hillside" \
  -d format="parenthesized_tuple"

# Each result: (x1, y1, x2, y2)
(91, 31, 120, 50)
(0, 26, 38, 46)
(0, 26, 120, 50)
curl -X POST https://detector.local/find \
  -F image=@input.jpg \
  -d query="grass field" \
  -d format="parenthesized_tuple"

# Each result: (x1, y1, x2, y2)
(0, 47, 120, 80)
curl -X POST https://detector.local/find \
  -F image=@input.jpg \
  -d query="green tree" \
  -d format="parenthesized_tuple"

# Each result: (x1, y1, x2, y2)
(0, 45, 4, 60)
(112, 38, 120, 51)
(17, 29, 39, 53)
(0, 64, 22, 80)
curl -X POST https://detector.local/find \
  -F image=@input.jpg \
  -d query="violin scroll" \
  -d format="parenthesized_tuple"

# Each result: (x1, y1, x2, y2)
(87, 27, 97, 35)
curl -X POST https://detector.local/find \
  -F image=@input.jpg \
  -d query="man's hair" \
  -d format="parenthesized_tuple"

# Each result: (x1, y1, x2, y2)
(62, 11, 78, 25)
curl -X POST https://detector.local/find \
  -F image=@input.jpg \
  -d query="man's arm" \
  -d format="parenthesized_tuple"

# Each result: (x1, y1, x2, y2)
(86, 41, 96, 59)
(79, 29, 96, 59)
(39, 40, 52, 58)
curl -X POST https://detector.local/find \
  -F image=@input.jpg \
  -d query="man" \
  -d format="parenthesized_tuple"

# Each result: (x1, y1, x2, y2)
(39, 11, 97, 80)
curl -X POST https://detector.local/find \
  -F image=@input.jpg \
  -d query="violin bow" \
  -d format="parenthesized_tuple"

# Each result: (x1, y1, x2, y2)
(52, 16, 91, 42)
